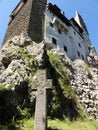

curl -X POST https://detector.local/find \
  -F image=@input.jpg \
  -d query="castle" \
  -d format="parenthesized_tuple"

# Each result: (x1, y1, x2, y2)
(3, 0, 92, 61)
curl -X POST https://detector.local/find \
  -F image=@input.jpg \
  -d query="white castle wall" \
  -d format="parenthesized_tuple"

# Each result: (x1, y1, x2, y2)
(44, 7, 92, 61)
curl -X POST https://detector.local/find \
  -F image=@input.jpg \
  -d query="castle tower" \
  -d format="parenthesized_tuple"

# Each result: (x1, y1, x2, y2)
(74, 11, 88, 33)
(3, 0, 47, 44)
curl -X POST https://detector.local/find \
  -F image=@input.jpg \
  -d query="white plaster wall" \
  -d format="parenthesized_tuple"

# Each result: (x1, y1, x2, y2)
(44, 8, 92, 61)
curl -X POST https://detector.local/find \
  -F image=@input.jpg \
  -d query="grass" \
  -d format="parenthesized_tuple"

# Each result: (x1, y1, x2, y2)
(48, 118, 98, 130)
(0, 117, 34, 130)
(0, 117, 97, 130)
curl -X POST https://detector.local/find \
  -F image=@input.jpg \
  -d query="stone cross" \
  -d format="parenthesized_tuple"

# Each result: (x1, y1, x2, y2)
(33, 69, 52, 130)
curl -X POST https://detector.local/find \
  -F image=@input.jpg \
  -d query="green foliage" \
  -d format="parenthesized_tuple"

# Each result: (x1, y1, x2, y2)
(0, 117, 34, 130)
(11, 55, 17, 60)
(48, 51, 76, 100)
(48, 118, 98, 130)
(20, 52, 31, 61)
(54, 19, 68, 34)
(83, 63, 93, 79)
(18, 47, 32, 61)
(0, 117, 97, 130)
(0, 83, 14, 92)
(0, 107, 33, 130)
(27, 75, 32, 84)
(6, 84, 14, 90)
(47, 51, 60, 65)
(47, 51, 79, 119)
(8, 71, 14, 76)
(86, 66, 93, 79)
(54, 19, 60, 26)
(63, 27, 68, 33)
(0, 83, 5, 91)
(17, 106, 31, 118)
(24, 66, 32, 72)
(17, 70, 23, 76)
(63, 85, 76, 100)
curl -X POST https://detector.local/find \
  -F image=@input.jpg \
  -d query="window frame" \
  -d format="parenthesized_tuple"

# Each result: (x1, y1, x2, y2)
(52, 37, 57, 45)
(58, 28, 62, 34)
(77, 51, 80, 57)
(78, 42, 81, 48)
(63, 45, 68, 52)
(49, 22, 53, 28)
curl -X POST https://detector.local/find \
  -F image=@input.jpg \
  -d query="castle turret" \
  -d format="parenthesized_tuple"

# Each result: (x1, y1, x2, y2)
(74, 11, 88, 33)
(3, 0, 47, 45)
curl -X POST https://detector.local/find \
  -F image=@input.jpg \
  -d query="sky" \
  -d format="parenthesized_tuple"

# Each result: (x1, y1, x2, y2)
(0, 0, 98, 53)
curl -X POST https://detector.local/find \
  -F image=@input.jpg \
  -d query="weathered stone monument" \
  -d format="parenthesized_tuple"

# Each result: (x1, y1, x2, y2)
(33, 70, 52, 130)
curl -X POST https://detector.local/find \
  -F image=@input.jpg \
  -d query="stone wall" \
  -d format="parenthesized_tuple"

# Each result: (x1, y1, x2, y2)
(3, 0, 47, 45)
(44, 6, 91, 62)
(28, 0, 46, 43)
(0, 34, 98, 121)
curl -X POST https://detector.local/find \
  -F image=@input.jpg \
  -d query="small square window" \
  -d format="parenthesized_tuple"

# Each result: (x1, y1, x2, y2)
(58, 28, 62, 34)
(64, 45, 67, 52)
(74, 31, 76, 35)
(77, 51, 80, 57)
(78, 43, 81, 48)
(88, 47, 90, 52)
(52, 37, 57, 45)
(82, 55, 84, 60)
(23, 0, 27, 3)
(49, 22, 53, 28)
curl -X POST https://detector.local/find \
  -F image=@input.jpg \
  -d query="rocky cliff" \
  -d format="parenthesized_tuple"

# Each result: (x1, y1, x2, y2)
(0, 33, 98, 123)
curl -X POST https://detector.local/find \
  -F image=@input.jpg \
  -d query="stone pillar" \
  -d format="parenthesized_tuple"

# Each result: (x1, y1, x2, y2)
(32, 70, 52, 130)
(34, 88, 47, 130)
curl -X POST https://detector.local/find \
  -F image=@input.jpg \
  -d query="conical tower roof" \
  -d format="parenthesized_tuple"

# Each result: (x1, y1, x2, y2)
(75, 11, 88, 33)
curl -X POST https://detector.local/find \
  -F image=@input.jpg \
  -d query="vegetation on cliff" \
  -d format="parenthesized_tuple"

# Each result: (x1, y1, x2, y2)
(0, 34, 98, 129)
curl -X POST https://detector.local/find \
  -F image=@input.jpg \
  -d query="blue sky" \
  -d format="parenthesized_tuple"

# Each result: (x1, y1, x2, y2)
(0, 0, 98, 53)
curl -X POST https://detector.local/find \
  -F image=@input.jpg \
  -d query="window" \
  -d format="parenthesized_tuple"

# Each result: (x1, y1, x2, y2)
(49, 22, 53, 28)
(63, 45, 67, 52)
(58, 28, 62, 34)
(82, 55, 84, 60)
(78, 43, 81, 48)
(77, 51, 80, 57)
(23, 0, 27, 3)
(88, 47, 90, 52)
(52, 37, 57, 45)
(74, 31, 76, 35)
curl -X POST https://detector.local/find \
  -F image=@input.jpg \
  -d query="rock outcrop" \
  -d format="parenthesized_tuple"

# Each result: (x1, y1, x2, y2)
(0, 33, 98, 123)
